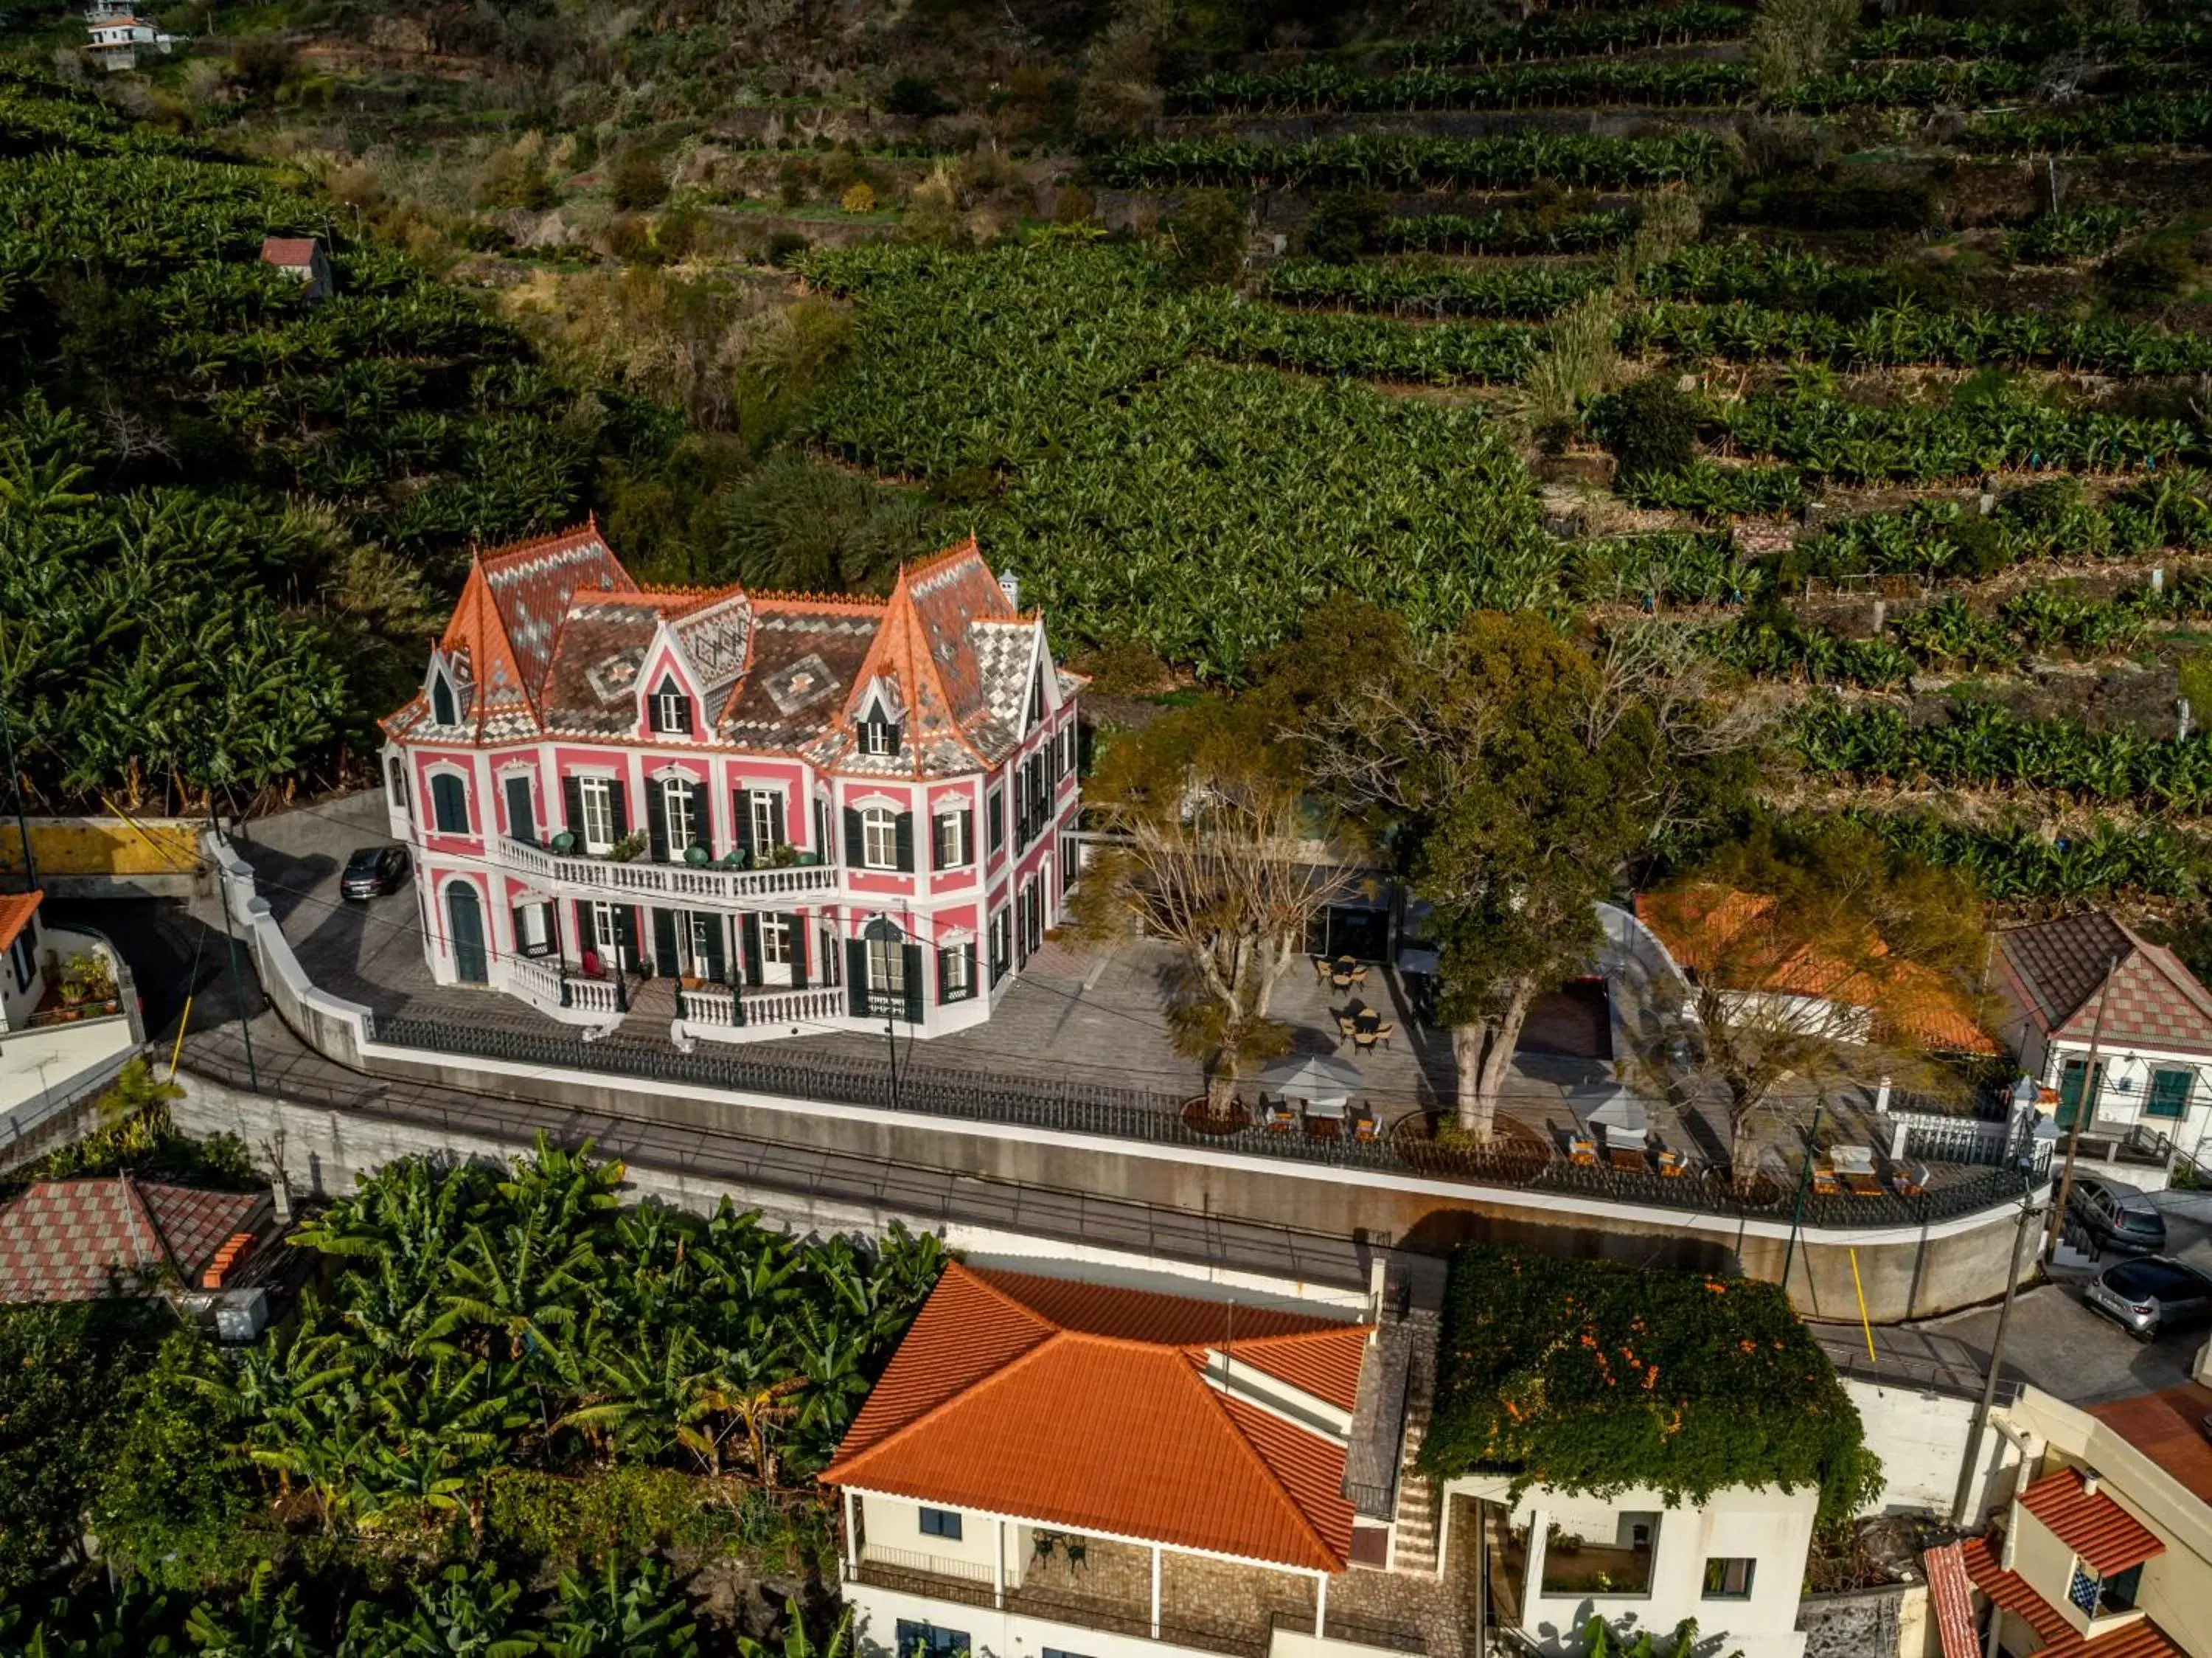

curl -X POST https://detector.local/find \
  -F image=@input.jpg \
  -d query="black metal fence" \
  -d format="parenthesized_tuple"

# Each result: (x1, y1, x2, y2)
(369, 1015, 2044, 1232)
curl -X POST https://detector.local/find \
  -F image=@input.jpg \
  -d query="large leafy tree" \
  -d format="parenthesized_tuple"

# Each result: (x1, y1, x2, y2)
(1309, 613, 1759, 1139)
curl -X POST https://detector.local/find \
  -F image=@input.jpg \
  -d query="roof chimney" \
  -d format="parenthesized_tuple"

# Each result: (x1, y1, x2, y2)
(2082, 1471, 2101, 1497)
(998, 571, 1021, 611)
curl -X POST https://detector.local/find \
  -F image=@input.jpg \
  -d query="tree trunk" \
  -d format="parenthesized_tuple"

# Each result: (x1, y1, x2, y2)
(1454, 977, 1541, 1141)
(1207, 1060, 1242, 1120)
(1728, 1090, 1764, 1193)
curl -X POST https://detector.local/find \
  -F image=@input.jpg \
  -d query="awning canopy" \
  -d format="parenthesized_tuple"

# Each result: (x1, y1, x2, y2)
(1255, 1052, 1365, 1109)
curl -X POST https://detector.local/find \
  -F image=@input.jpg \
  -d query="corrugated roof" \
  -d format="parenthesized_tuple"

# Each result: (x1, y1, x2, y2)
(1961, 1536, 2185, 1658)
(2020, 1468, 2166, 1577)
(824, 1264, 1371, 1571)
(1997, 912, 2212, 1057)
(1635, 886, 1997, 1054)
(0, 889, 41, 954)
(1923, 1541, 1979, 1658)
(0, 1176, 265, 1302)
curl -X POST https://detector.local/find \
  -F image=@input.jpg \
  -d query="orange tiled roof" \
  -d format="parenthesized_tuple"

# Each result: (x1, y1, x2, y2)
(0, 1176, 266, 1303)
(1924, 1541, 1979, 1658)
(2088, 1384, 2212, 1508)
(1635, 886, 1997, 1055)
(0, 889, 41, 954)
(2020, 1468, 2165, 1577)
(823, 1264, 1371, 1572)
(260, 236, 319, 267)
(1961, 1536, 2185, 1658)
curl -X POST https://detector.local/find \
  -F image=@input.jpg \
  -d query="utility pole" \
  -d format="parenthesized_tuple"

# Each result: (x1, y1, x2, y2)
(1952, 1176, 2037, 1529)
(212, 820, 260, 1093)
(0, 701, 35, 893)
(1781, 1101, 1825, 1299)
(2045, 951, 2121, 1260)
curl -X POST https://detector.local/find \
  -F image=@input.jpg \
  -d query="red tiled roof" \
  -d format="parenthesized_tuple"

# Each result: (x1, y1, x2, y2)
(0, 889, 41, 954)
(824, 1264, 1371, 1571)
(2087, 1384, 2212, 1508)
(1635, 886, 1997, 1054)
(2020, 1468, 2166, 1577)
(0, 1176, 265, 1303)
(1997, 912, 2212, 1056)
(260, 236, 319, 266)
(1923, 1541, 1980, 1658)
(1961, 1536, 2186, 1658)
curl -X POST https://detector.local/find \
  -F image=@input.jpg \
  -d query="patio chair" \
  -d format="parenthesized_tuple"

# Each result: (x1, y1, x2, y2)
(1352, 1109, 1379, 1143)
(1312, 956, 1333, 984)
(1368, 1021, 1394, 1051)
(1655, 1148, 1688, 1178)
(1032, 1531, 1056, 1566)
(1353, 1029, 1380, 1055)
(1065, 1539, 1087, 1575)
(1347, 965, 1370, 988)
(1811, 1165, 1841, 1196)
(1891, 1160, 1929, 1197)
(1335, 1013, 1359, 1042)
(1567, 1133, 1597, 1166)
(1264, 1097, 1298, 1134)
(1306, 1114, 1340, 1142)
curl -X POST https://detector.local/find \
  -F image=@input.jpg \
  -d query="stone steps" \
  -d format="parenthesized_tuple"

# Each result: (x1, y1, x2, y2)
(1392, 1309, 1441, 1575)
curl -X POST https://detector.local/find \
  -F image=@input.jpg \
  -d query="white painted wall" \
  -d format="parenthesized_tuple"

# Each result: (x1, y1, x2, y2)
(1450, 1478, 1815, 1658)
(1840, 1378, 2008, 1521)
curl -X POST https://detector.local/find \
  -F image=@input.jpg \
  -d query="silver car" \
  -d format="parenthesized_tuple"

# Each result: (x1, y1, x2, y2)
(2086, 1255, 2212, 1342)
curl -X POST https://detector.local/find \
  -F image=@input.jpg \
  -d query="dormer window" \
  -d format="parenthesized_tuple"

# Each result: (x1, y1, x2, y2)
(650, 676, 692, 737)
(431, 670, 456, 727)
(860, 720, 897, 757)
(1027, 664, 1045, 728)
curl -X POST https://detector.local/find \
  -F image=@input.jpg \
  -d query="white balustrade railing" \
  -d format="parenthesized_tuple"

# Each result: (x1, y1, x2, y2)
(566, 976, 619, 1016)
(740, 985, 847, 1029)
(492, 835, 840, 905)
(682, 984, 737, 1027)
(498, 954, 568, 1013)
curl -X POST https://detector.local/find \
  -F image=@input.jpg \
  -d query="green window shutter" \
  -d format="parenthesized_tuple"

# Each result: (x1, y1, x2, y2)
(563, 776, 585, 838)
(846, 940, 868, 1017)
(574, 902, 593, 962)
(788, 915, 808, 988)
(844, 807, 863, 867)
(2149, 1069, 2192, 1120)
(608, 780, 630, 842)
(650, 906, 679, 978)
(701, 915, 728, 984)
(615, 905, 639, 971)
(964, 941, 977, 1000)
(736, 789, 756, 859)
(646, 780, 669, 863)
(902, 943, 924, 1024)
(689, 782, 712, 857)
(741, 913, 763, 987)
(960, 809, 975, 866)
(895, 811, 915, 873)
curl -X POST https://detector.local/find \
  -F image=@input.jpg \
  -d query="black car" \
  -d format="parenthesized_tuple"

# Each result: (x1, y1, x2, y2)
(2065, 1172, 2168, 1255)
(2086, 1255, 2212, 1342)
(341, 844, 409, 901)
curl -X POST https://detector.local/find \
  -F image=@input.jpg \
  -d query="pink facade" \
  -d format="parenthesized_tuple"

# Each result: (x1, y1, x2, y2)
(380, 524, 1082, 1042)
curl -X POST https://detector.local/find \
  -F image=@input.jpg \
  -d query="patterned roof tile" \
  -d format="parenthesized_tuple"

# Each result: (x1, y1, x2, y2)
(1997, 912, 2212, 1055)
(0, 1177, 266, 1303)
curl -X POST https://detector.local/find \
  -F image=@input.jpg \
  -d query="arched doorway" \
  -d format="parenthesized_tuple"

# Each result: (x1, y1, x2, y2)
(445, 881, 487, 984)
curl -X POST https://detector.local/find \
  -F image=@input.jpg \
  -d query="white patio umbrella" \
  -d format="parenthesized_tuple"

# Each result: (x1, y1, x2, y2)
(1575, 1084, 1650, 1142)
(1254, 1052, 1366, 1115)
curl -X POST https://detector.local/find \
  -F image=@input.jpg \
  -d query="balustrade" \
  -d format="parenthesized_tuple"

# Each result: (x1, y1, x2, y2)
(488, 835, 839, 905)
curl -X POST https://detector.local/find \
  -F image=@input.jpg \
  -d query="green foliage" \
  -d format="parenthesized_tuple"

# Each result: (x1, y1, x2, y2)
(1601, 375, 1700, 481)
(1169, 59, 1752, 117)
(543, 1556, 698, 1658)
(1160, 189, 1248, 289)
(712, 455, 933, 595)
(736, 1602, 851, 1658)
(10, 1059, 257, 1188)
(1264, 257, 1604, 320)
(1749, 0, 1862, 94)
(1090, 131, 1731, 193)
(2008, 206, 2143, 265)
(1301, 189, 1388, 264)
(1576, 1614, 1711, 1658)
(801, 238, 1552, 679)
(610, 150, 672, 212)
(1420, 1246, 1880, 1526)
(1844, 810, 2212, 903)
(1399, 4, 1753, 66)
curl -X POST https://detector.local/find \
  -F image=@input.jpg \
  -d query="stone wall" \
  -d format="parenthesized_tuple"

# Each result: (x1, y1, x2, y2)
(1796, 1584, 1935, 1658)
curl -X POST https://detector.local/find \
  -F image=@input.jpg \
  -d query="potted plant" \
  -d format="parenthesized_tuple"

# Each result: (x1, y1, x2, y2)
(608, 830, 648, 863)
(59, 951, 117, 1010)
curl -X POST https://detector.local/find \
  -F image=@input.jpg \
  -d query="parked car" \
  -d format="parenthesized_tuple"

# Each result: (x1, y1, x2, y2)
(2065, 1172, 2168, 1255)
(340, 844, 409, 901)
(2085, 1255, 2212, 1342)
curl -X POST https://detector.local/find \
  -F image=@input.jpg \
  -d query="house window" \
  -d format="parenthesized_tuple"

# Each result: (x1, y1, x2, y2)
(990, 907, 1012, 985)
(387, 756, 408, 812)
(579, 778, 616, 853)
(918, 1507, 963, 1541)
(650, 679, 692, 736)
(896, 1623, 969, 1658)
(589, 902, 621, 958)
(1539, 1513, 1658, 1598)
(514, 901, 554, 958)
(933, 811, 970, 870)
(10, 931, 35, 991)
(662, 778, 697, 856)
(751, 791, 786, 853)
(987, 789, 1005, 855)
(430, 772, 469, 835)
(862, 808, 899, 870)
(939, 944, 974, 1004)
(867, 929, 907, 996)
(431, 672, 456, 726)
(2148, 1068, 2193, 1120)
(1703, 1558, 1756, 1600)
(859, 710, 900, 756)
(759, 913, 794, 985)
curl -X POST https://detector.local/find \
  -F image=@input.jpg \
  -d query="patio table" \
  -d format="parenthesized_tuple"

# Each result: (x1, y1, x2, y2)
(1354, 1009, 1382, 1036)
(1831, 1144, 1877, 1178)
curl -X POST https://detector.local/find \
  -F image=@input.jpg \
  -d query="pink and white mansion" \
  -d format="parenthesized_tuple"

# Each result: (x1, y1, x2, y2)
(379, 523, 1082, 1043)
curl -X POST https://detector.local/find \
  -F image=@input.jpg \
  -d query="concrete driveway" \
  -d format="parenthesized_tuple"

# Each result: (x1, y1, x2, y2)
(1917, 1183, 2212, 1406)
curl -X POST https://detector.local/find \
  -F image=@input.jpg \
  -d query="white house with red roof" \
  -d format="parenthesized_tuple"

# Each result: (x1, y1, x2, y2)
(379, 524, 1082, 1044)
(259, 237, 333, 302)
(81, 5, 181, 68)
(1994, 912, 2212, 1162)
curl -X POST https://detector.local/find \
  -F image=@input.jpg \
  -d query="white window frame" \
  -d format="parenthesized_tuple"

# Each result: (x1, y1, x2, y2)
(580, 777, 616, 853)
(867, 932, 905, 993)
(941, 944, 972, 1001)
(933, 810, 969, 870)
(10, 932, 34, 991)
(653, 684, 688, 735)
(860, 720, 894, 757)
(686, 913, 720, 979)
(861, 807, 898, 871)
(589, 901, 620, 957)
(751, 791, 787, 852)
(662, 777, 697, 854)
(759, 913, 794, 985)
(515, 901, 553, 957)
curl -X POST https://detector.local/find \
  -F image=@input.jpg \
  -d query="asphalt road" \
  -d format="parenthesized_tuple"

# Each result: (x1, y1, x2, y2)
(1912, 1183, 2212, 1405)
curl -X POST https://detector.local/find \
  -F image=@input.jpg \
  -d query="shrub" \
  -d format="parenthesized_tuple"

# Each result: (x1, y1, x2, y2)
(1601, 373, 1700, 480)
(841, 181, 877, 215)
(1161, 188, 1248, 289)
(883, 74, 953, 117)
(1420, 1246, 1881, 1527)
(610, 148, 669, 210)
(2106, 238, 2194, 308)
(1304, 187, 1388, 264)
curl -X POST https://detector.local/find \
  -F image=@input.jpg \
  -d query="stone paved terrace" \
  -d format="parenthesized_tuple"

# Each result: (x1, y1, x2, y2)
(223, 791, 1973, 1184)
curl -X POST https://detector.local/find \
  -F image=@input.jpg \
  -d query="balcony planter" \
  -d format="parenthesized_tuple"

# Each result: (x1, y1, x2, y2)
(551, 831, 578, 855)
(1180, 1094, 1251, 1135)
(684, 843, 711, 866)
(1391, 1111, 1551, 1184)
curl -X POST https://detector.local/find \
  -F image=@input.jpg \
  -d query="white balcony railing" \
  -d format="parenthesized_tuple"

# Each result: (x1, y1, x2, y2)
(494, 835, 841, 906)
(681, 982, 849, 1035)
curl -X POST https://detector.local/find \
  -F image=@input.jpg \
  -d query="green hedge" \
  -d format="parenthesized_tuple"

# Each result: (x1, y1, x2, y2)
(1420, 1246, 1879, 1526)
